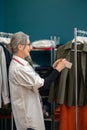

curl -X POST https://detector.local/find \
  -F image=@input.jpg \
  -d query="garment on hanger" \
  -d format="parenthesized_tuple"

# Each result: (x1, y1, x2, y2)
(0, 37, 10, 44)
(48, 40, 87, 106)
(0, 43, 12, 75)
(0, 46, 10, 108)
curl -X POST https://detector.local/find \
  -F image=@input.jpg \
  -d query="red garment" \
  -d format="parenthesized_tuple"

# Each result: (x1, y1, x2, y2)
(54, 104, 87, 130)
(78, 105, 87, 130)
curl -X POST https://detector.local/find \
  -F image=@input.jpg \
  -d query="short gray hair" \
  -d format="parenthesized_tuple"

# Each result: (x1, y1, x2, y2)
(10, 31, 29, 53)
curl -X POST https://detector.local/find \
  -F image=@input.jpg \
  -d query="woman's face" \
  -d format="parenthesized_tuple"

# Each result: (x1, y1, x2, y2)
(18, 39, 32, 59)
(22, 44, 32, 58)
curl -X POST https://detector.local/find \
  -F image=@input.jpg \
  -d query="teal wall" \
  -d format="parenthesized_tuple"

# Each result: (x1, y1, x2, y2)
(1, 0, 87, 43)
(0, 0, 5, 31)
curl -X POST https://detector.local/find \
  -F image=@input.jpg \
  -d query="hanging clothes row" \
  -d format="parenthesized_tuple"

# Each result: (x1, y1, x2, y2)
(0, 45, 11, 109)
(0, 32, 13, 114)
(48, 40, 87, 106)
(48, 28, 87, 130)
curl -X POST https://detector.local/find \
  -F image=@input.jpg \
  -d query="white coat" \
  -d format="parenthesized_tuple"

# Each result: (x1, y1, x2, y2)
(0, 46, 10, 108)
(9, 55, 45, 130)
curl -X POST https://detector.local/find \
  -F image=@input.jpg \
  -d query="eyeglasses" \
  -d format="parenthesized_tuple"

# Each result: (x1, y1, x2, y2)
(26, 43, 30, 46)
(22, 43, 30, 46)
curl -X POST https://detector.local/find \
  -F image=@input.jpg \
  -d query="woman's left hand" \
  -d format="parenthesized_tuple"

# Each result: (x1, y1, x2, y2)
(52, 59, 62, 69)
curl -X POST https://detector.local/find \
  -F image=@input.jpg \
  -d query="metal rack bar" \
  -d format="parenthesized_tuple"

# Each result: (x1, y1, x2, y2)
(50, 36, 60, 130)
(74, 28, 78, 130)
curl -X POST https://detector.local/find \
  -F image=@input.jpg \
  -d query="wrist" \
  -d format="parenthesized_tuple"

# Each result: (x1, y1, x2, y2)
(55, 67, 61, 72)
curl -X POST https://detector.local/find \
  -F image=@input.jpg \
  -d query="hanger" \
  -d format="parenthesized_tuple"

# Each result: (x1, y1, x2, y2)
(72, 36, 87, 44)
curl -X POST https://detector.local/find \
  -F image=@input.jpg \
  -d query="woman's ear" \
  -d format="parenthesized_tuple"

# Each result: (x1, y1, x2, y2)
(18, 44, 22, 50)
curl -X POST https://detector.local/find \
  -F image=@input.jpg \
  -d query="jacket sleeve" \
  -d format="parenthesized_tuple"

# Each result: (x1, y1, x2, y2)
(43, 69, 59, 89)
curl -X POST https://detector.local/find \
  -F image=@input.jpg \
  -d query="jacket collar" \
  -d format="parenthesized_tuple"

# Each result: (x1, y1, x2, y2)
(64, 40, 87, 52)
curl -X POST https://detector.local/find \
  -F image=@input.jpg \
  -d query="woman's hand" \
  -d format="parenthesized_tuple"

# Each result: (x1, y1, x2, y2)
(54, 58, 67, 72)
(52, 59, 62, 69)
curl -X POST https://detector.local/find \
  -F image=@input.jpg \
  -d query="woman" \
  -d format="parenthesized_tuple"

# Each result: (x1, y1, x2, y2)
(9, 32, 67, 130)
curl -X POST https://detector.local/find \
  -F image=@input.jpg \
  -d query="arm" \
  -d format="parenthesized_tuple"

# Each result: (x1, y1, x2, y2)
(43, 69, 59, 88)
(43, 58, 66, 88)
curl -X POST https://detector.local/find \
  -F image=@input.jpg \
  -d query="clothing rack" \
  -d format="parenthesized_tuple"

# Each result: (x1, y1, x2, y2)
(74, 28, 87, 130)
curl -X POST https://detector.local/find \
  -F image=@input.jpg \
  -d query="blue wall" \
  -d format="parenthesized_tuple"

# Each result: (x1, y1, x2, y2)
(1, 0, 87, 43)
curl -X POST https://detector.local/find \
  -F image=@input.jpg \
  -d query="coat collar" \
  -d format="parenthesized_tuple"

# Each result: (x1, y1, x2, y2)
(64, 40, 87, 52)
